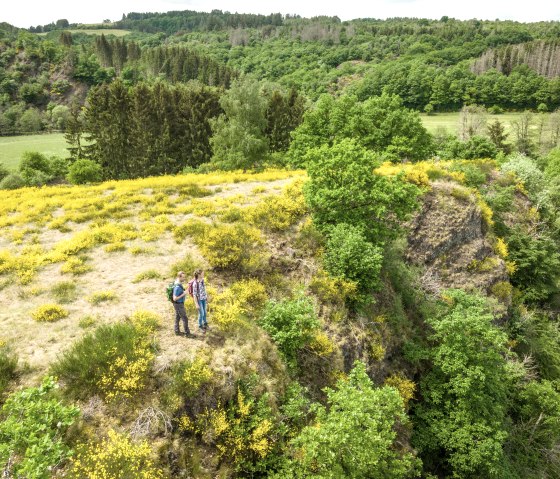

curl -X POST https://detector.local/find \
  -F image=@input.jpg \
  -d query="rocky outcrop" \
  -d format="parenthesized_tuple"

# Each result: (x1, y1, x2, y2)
(406, 181, 509, 297)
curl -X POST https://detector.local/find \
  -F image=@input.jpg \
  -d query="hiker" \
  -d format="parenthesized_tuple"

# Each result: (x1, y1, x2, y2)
(192, 269, 209, 332)
(172, 271, 193, 337)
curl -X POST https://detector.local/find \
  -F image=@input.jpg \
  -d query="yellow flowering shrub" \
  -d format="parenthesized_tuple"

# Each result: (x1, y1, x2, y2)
(31, 304, 68, 322)
(308, 331, 336, 357)
(61, 257, 92, 275)
(493, 237, 508, 259)
(384, 373, 416, 407)
(98, 344, 154, 402)
(229, 279, 268, 315)
(491, 281, 513, 302)
(130, 310, 161, 333)
(309, 269, 358, 304)
(505, 260, 517, 275)
(191, 387, 276, 472)
(88, 290, 118, 305)
(244, 180, 307, 231)
(375, 160, 465, 186)
(199, 223, 264, 270)
(70, 430, 163, 479)
(475, 193, 494, 227)
(104, 242, 126, 252)
(178, 356, 214, 397)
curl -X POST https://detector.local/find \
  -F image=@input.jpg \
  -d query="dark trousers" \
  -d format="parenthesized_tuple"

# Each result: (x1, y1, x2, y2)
(173, 302, 190, 334)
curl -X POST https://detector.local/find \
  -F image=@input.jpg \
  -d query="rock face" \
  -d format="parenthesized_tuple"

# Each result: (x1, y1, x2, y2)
(406, 181, 508, 296)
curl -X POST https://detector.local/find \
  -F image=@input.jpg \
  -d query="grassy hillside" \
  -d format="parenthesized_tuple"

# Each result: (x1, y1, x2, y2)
(0, 169, 305, 380)
(0, 134, 69, 170)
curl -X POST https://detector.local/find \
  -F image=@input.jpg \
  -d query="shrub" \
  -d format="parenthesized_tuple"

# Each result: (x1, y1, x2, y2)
(133, 269, 163, 283)
(309, 269, 358, 305)
(384, 373, 416, 408)
(31, 304, 69, 322)
(168, 253, 201, 279)
(0, 163, 9, 182)
(129, 310, 161, 333)
(501, 154, 545, 199)
(0, 342, 17, 395)
(0, 173, 25, 190)
(189, 385, 279, 475)
(19, 151, 52, 186)
(66, 159, 103, 184)
(70, 430, 163, 479)
(199, 223, 264, 270)
(61, 256, 92, 275)
(88, 290, 118, 305)
(104, 242, 126, 252)
(0, 377, 79, 479)
(51, 280, 78, 303)
(173, 356, 214, 398)
(323, 223, 384, 293)
(260, 295, 320, 369)
(278, 361, 420, 478)
(51, 322, 154, 401)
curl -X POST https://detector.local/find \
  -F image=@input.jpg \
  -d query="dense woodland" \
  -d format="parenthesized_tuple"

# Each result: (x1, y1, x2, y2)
(1, 9, 560, 479)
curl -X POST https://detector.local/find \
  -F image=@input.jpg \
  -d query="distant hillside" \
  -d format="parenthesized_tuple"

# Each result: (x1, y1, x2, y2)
(472, 40, 560, 77)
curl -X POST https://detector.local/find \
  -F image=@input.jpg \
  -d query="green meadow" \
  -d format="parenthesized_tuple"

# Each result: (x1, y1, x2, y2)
(0, 133, 69, 170)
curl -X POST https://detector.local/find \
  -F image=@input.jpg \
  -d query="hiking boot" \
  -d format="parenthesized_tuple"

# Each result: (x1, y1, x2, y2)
(174, 331, 182, 336)
(184, 332, 195, 338)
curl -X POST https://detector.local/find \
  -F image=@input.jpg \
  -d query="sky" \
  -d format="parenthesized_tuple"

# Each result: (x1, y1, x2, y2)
(2, 0, 559, 28)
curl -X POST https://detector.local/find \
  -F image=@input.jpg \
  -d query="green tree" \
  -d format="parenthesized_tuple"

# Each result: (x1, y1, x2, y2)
(289, 93, 432, 166)
(303, 139, 420, 245)
(413, 290, 514, 478)
(323, 223, 384, 292)
(278, 361, 420, 478)
(210, 76, 269, 170)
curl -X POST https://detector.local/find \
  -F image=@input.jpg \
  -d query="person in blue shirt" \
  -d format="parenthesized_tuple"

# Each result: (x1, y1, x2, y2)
(172, 271, 193, 337)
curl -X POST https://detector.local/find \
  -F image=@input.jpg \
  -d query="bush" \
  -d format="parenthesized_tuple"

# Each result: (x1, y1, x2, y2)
(260, 295, 320, 369)
(278, 361, 420, 478)
(199, 223, 264, 271)
(50, 280, 78, 303)
(0, 163, 9, 182)
(87, 290, 118, 305)
(31, 304, 69, 322)
(69, 430, 163, 479)
(0, 173, 25, 190)
(0, 342, 17, 395)
(19, 151, 51, 180)
(323, 223, 384, 292)
(501, 153, 545, 199)
(51, 322, 154, 401)
(66, 159, 103, 184)
(0, 377, 79, 479)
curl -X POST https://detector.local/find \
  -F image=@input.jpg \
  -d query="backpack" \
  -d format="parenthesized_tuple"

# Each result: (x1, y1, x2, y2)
(187, 279, 196, 298)
(166, 282, 176, 302)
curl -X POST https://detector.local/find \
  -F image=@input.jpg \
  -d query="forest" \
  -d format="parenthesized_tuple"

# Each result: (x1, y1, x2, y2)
(1, 8, 560, 479)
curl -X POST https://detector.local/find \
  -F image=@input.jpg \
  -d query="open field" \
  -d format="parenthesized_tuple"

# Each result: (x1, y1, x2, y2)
(420, 111, 550, 135)
(0, 133, 69, 170)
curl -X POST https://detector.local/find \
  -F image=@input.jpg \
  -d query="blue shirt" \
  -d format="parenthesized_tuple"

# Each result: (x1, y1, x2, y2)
(173, 282, 185, 303)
